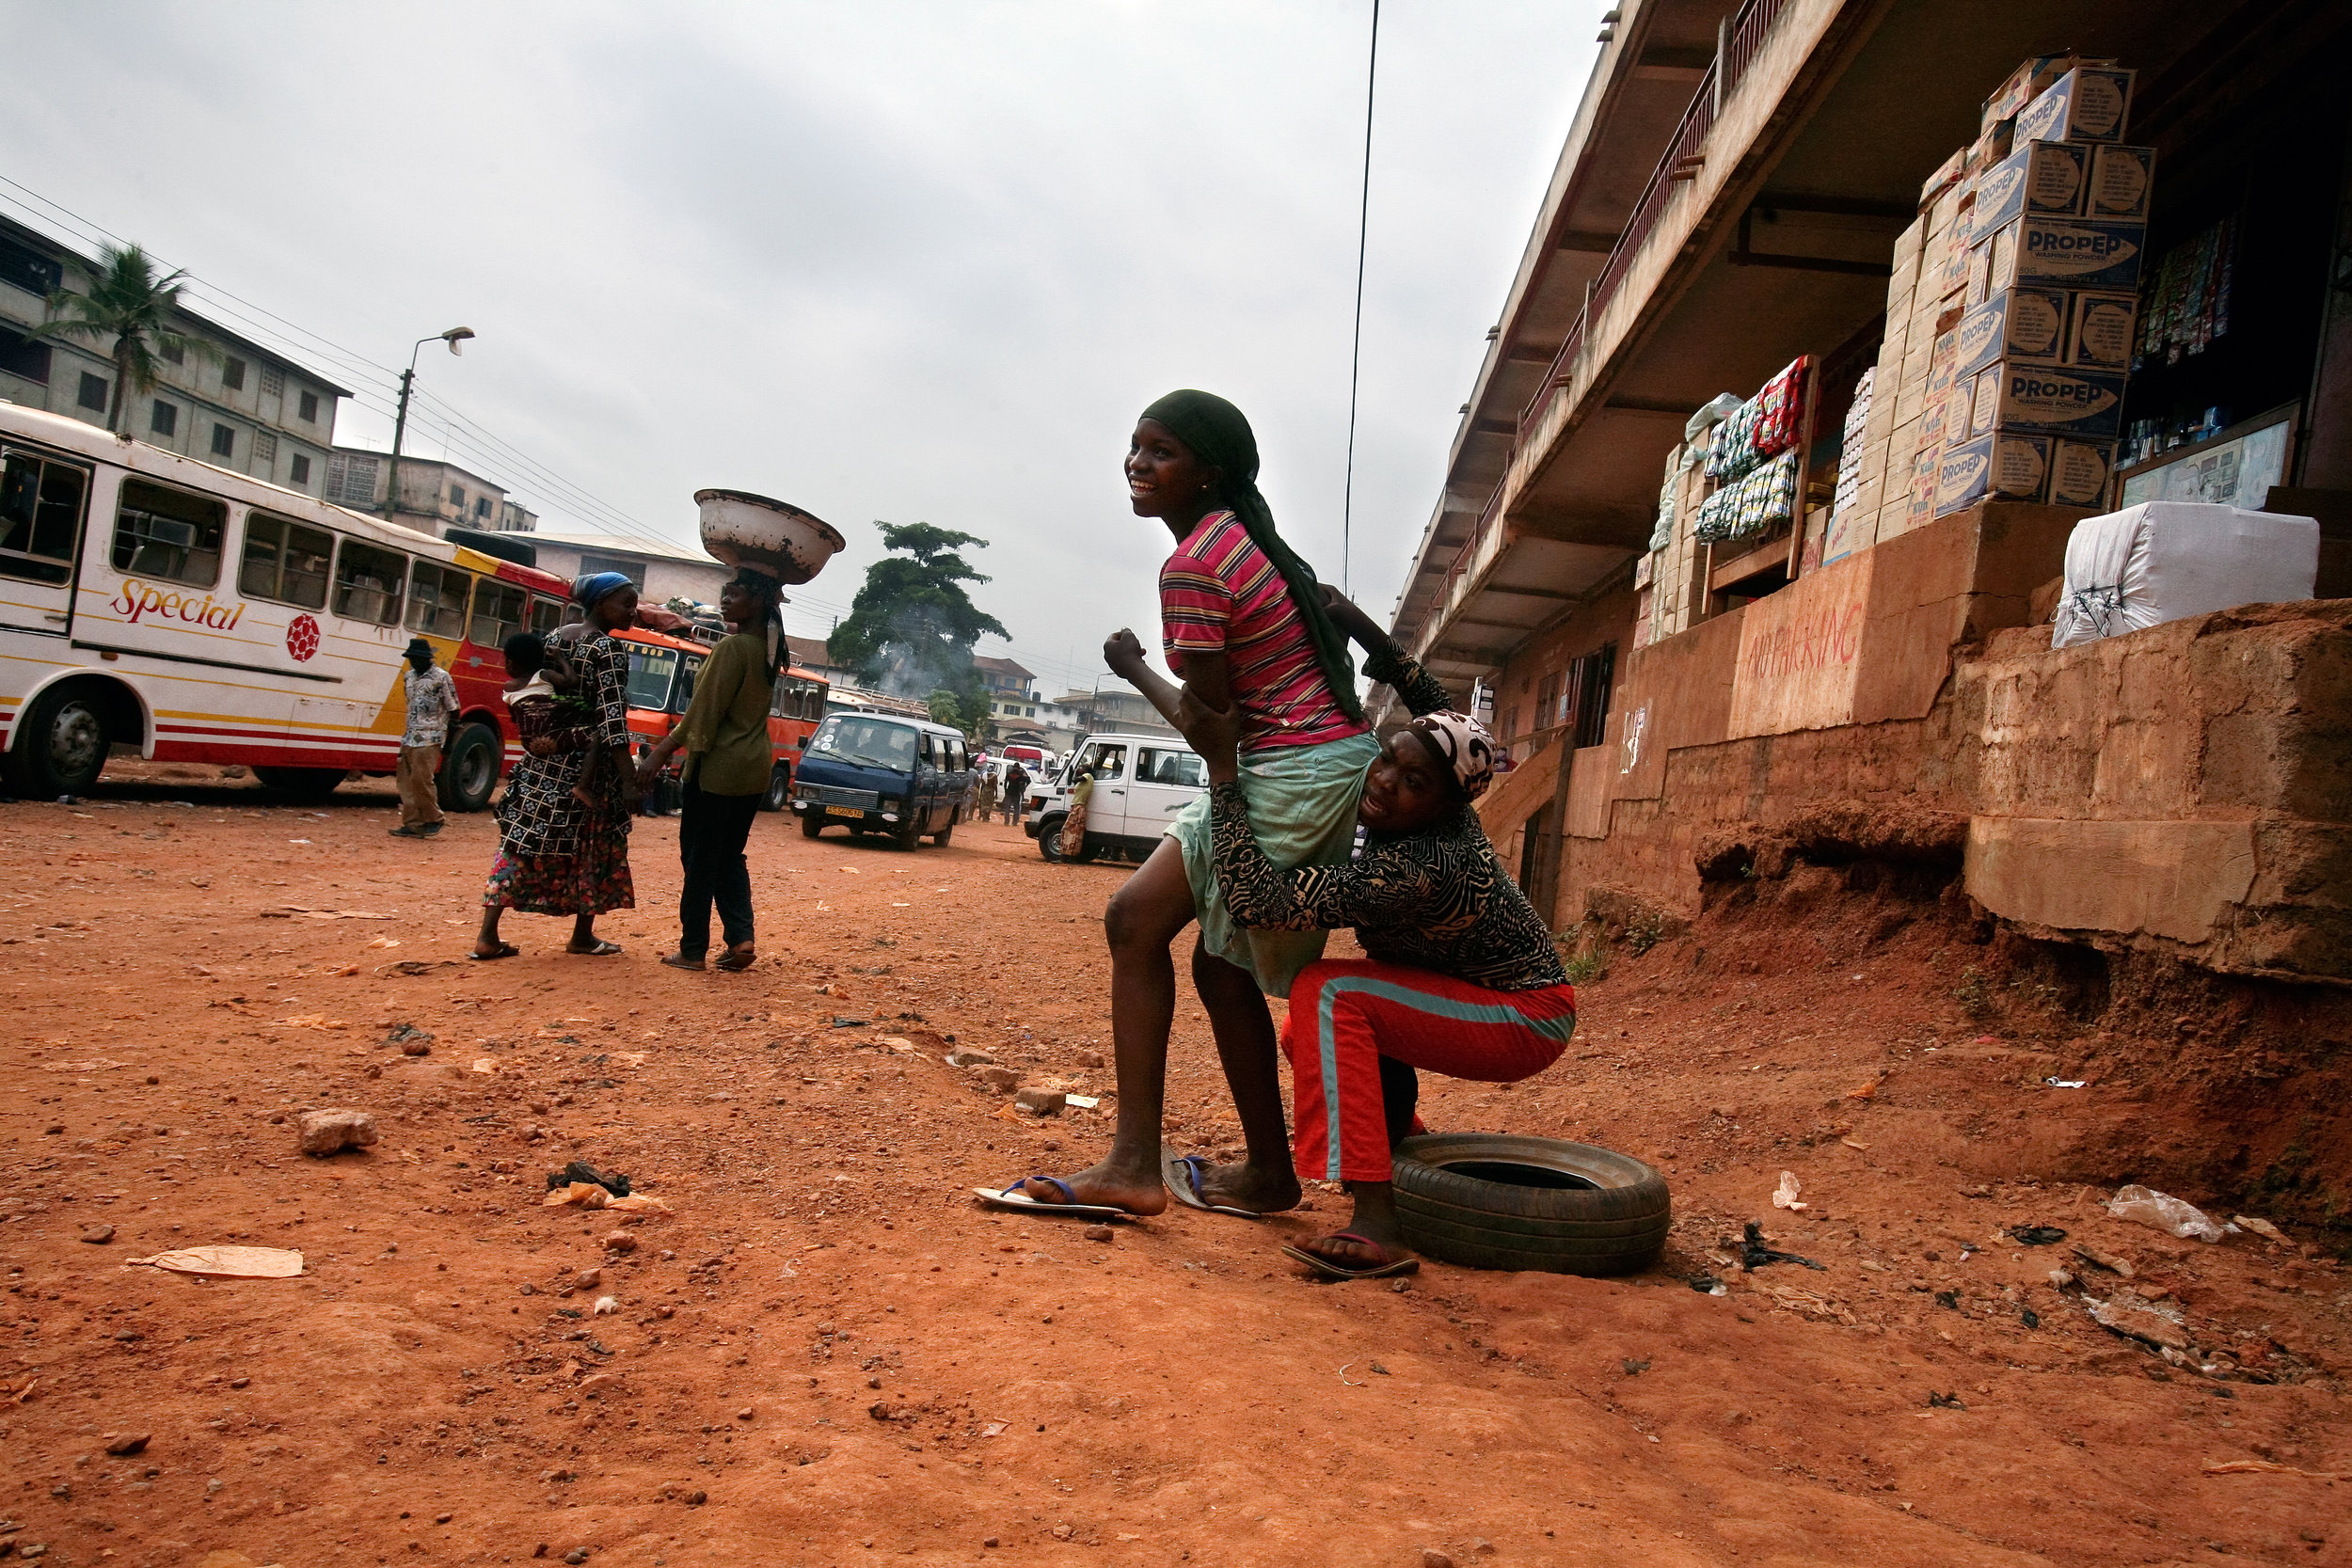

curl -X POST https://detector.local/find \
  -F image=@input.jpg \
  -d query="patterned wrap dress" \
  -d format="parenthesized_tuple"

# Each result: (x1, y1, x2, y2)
(481, 629, 636, 916)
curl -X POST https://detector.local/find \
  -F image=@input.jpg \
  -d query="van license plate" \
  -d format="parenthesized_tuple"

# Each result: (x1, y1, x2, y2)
(826, 805, 862, 817)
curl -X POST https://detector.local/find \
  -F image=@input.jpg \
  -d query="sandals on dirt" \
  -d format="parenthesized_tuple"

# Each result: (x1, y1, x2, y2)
(567, 940, 623, 957)
(715, 947, 757, 973)
(970, 1176, 1131, 1221)
(469, 942, 519, 962)
(1162, 1154, 1265, 1220)
(1281, 1232, 1422, 1281)
(660, 952, 707, 972)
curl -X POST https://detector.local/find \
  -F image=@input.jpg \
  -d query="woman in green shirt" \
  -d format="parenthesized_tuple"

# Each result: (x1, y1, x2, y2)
(638, 571, 784, 972)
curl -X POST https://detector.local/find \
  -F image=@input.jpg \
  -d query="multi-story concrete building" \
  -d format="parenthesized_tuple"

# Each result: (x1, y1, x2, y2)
(1052, 684, 1176, 741)
(1388, 0, 2351, 985)
(525, 531, 730, 610)
(323, 448, 538, 536)
(0, 215, 347, 496)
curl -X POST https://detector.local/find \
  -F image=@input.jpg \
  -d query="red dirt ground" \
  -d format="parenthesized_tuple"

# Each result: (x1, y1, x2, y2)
(2, 763, 2346, 1567)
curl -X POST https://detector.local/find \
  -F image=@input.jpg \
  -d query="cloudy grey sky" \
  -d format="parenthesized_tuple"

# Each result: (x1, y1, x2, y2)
(3, 1, 1598, 697)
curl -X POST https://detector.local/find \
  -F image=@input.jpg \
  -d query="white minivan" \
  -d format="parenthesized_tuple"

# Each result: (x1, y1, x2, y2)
(1024, 732, 1207, 863)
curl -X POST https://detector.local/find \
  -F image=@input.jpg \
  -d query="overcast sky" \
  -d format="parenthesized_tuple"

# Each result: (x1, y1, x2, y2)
(4, 1, 1598, 697)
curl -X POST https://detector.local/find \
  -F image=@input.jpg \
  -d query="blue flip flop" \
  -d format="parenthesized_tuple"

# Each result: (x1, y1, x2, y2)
(1161, 1154, 1266, 1220)
(970, 1176, 1131, 1221)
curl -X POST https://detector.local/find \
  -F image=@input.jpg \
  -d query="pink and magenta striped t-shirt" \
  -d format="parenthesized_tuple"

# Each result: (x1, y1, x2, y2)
(1159, 512, 1366, 752)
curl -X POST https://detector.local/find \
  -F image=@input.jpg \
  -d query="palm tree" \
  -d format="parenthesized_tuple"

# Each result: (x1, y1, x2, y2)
(31, 243, 207, 434)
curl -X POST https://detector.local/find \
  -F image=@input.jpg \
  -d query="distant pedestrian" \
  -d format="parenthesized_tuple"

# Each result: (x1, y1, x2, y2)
(974, 768, 1000, 820)
(1000, 761, 1029, 825)
(390, 637, 459, 838)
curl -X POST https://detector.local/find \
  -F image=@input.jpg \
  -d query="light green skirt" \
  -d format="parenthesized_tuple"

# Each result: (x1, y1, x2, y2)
(1167, 729, 1379, 997)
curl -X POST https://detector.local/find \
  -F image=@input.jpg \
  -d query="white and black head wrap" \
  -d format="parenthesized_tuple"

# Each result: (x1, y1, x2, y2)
(1408, 710, 1498, 801)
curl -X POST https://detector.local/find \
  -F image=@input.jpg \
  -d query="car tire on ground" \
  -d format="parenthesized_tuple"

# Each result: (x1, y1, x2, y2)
(1391, 1132, 1670, 1276)
(1036, 814, 1068, 862)
(759, 764, 790, 812)
(253, 765, 348, 801)
(801, 812, 825, 839)
(894, 813, 923, 851)
(7, 681, 115, 798)
(437, 721, 501, 813)
(930, 807, 957, 847)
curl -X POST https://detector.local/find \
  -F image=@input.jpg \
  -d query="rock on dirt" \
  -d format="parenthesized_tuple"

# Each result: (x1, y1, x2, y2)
(601, 1229, 638, 1254)
(78, 1223, 115, 1244)
(1422, 1550, 1457, 1568)
(945, 1047, 998, 1068)
(1015, 1087, 1067, 1116)
(977, 1065, 1020, 1092)
(296, 1109, 379, 1157)
(102, 1432, 151, 1456)
(2091, 1296, 2189, 1352)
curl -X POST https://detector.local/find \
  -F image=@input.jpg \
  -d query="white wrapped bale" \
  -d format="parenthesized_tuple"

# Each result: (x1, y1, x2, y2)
(2051, 501, 2319, 649)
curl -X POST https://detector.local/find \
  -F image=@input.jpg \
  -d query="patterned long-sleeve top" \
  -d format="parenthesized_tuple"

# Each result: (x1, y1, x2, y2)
(1210, 643, 1568, 992)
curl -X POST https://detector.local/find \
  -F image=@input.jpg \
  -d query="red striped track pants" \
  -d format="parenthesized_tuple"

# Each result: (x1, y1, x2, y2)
(1280, 958, 1579, 1183)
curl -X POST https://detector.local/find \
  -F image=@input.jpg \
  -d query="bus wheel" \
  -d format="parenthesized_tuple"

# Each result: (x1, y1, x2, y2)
(9, 683, 110, 797)
(437, 722, 501, 813)
(759, 764, 790, 812)
(253, 766, 347, 800)
(1036, 814, 1068, 862)
(800, 812, 825, 839)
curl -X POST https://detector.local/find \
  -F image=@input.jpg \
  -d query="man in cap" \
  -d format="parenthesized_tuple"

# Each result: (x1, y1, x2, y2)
(391, 636, 460, 838)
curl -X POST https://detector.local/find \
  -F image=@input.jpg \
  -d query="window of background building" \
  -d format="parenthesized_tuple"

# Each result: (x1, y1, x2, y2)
(238, 513, 332, 610)
(0, 325, 52, 385)
(332, 538, 406, 626)
(0, 237, 64, 296)
(253, 431, 277, 466)
(111, 479, 223, 586)
(210, 423, 235, 458)
(297, 389, 319, 423)
(76, 372, 106, 412)
(160, 341, 183, 366)
(406, 558, 470, 639)
(324, 452, 377, 506)
(222, 356, 246, 392)
(290, 453, 311, 486)
(449, 483, 466, 508)
(261, 365, 284, 398)
(473, 496, 491, 518)
(0, 449, 88, 585)
(150, 401, 178, 437)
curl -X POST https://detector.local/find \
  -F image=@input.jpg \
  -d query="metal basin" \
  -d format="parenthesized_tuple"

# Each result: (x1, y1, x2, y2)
(694, 489, 846, 585)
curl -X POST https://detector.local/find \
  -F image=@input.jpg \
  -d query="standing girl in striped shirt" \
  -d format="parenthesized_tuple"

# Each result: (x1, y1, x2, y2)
(996, 390, 1379, 1219)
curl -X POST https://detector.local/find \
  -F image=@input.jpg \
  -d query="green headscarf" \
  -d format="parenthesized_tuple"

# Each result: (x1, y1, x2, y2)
(1139, 389, 1363, 724)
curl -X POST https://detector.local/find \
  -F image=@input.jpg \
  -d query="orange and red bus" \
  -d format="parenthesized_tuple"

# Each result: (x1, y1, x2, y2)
(612, 625, 830, 812)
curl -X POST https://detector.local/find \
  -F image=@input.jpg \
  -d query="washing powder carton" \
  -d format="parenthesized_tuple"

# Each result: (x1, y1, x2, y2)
(2014, 65, 2135, 144)
(2065, 292, 2137, 371)
(2086, 144, 2155, 221)
(2047, 437, 2117, 508)
(1971, 141, 2088, 240)
(1935, 430, 2051, 515)
(1980, 54, 2110, 134)
(1987, 214, 2148, 292)
(1955, 285, 2070, 379)
(1972, 358, 2130, 440)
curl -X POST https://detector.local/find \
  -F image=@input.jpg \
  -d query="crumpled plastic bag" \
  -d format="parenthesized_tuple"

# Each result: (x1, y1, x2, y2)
(2107, 1184, 2224, 1243)
(541, 1183, 672, 1214)
(1772, 1171, 1807, 1211)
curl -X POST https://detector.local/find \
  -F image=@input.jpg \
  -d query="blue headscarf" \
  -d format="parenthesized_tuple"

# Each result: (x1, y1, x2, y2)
(572, 571, 634, 610)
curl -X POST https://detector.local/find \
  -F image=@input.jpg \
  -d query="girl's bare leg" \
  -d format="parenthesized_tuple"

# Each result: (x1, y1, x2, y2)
(1183, 940, 1302, 1212)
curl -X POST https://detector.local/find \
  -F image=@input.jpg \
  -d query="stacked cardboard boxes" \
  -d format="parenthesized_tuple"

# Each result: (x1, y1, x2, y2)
(1935, 61, 2153, 515)
(1842, 55, 2154, 543)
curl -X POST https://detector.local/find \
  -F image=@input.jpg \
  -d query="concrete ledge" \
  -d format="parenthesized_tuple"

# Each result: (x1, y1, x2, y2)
(1965, 817, 2258, 945)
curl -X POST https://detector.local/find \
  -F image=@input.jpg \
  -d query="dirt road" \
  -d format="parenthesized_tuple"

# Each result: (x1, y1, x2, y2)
(3, 768, 2345, 1566)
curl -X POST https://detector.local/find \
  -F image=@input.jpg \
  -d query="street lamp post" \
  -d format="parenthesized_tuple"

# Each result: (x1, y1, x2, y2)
(383, 326, 476, 522)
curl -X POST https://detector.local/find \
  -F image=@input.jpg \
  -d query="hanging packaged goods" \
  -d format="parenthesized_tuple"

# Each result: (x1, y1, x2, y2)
(1702, 357, 1812, 485)
(1693, 451, 1800, 545)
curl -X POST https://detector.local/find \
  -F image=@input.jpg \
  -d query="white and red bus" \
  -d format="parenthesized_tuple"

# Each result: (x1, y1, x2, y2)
(0, 400, 578, 806)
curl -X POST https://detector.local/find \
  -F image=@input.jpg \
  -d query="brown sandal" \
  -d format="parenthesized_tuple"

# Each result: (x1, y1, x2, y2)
(714, 946, 756, 973)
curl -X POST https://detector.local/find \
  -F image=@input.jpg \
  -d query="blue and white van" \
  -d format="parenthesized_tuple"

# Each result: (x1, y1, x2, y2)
(790, 710, 973, 849)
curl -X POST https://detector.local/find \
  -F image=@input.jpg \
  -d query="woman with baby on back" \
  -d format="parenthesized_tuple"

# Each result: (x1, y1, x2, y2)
(986, 389, 1378, 1219)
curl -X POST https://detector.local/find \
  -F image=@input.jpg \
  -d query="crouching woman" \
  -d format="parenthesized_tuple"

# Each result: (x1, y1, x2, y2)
(1177, 607, 1576, 1278)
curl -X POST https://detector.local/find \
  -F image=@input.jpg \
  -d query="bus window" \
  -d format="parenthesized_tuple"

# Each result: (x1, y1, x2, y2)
(0, 449, 87, 585)
(333, 538, 406, 626)
(238, 513, 332, 610)
(625, 645, 679, 710)
(672, 653, 703, 714)
(472, 578, 525, 646)
(112, 480, 225, 586)
(771, 672, 793, 719)
(530, 595, 564, 636)
(406, 559, 470, 639)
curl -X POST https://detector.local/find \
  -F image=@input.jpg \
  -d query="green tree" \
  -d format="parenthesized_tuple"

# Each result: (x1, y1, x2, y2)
(829, 523, 1005, 727)
(926, 688, 965, 729)
(31, 244, 211, 434)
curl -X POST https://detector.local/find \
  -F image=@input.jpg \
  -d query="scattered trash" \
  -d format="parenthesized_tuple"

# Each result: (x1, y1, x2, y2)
(257, 906, 394, 920)
(2090, 1293, 2189, 1352)
(593, 1296, 619, 1315)
(1339, 1363, 1365, 1387)
(2107, 1184, 2225, 1243)
(1772, 1171, 1808, 1211)
(546, 1161, 630, 1197)
(1687, 1274, 1727, 1294)
(1933, 1290, 1960, 1310)
(1927, 1390, 1965, 1410)
(2232, 1215, 2284, 1241)
(2021, 1307, 2041, 1329)
(1066, 1094, 1102, 1110)
(829, 1016, 870, 1029)
(2201, 1459, 2350, 1481)
(379, 958, 459, 976)
(127, 1245, 304, 1279)
(878, 1035, 914, 1052)
(296, 1108, 379, 1157)
(1839, 1136, 1871, 1151)
(2043, 1077, 2088, 1088)
(1621, 1357, 1650, 1376)
(1368, 1361, 1391, 1375)
(2071, 1243, 2134, 1277)
(1740, 1221, 1825, 1272)
(2008, 1225, 2067, 1246)
(1842, 1075, 1883, 1101)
